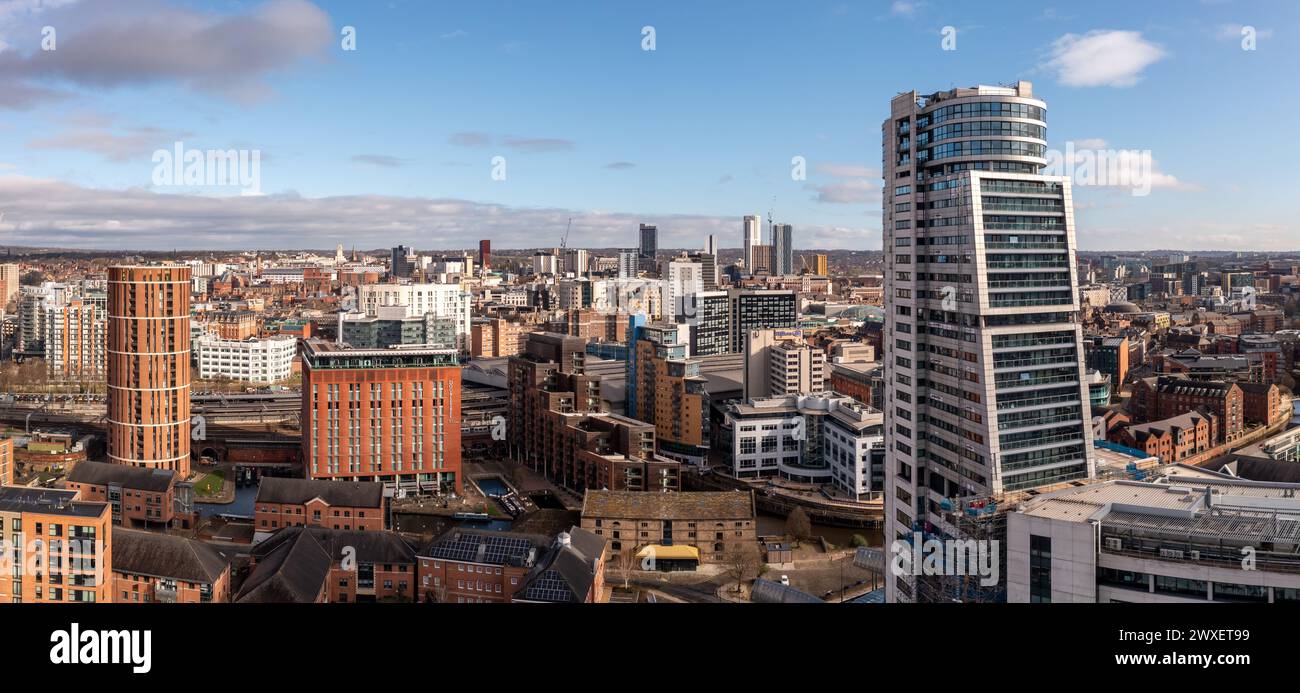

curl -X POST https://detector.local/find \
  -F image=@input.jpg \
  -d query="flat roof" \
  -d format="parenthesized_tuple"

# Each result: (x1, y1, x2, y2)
(0, 486, 107, 518)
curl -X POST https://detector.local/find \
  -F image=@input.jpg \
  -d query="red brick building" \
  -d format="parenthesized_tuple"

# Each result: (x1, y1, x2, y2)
(301, 339, 461, 495)
(1117, 410, 1216, 464)
(236, 527, 417, 603)
(417, 526, 607, 603)
(1238, 382, 1285, 427)
(1130, 376, 1243, 444)
(253, 477, 385, 540)
(62, 460, 176, 529)
(111, 529, 231, 603)
(107, 264, 192, 479)
(0, 438, 11, 487)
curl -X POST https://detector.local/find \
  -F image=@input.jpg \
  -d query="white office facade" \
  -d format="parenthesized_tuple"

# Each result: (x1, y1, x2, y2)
(358, 283, 473, 351)
(194, 335, 297, 383)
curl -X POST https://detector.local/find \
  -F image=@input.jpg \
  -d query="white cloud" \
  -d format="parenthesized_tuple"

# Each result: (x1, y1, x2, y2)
(1044, 30, 1165, 87)
(0, 176, 879, 250)
(815, 163, 878, 178)
(890, 1, 922, 17)
(0, 0, 332, 105)
(1215, 23, 1272, 42)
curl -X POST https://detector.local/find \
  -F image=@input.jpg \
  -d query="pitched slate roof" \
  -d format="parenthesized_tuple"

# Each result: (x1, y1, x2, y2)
(254, 477, 384, 508)
(581, 489, 755, 521)
(112, 529, 229, 583)
(66, 460, 175, 493)
(236, 530, 331, 604)
(514, 526, 608, 603)
(237, 527, 417, 603)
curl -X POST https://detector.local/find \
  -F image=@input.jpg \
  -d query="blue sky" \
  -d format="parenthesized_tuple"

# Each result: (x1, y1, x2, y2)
(0, 0, 1296, 251)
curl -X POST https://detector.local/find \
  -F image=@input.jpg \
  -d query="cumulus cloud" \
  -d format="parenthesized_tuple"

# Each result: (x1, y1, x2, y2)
(1053, 138, 1200, 192)
(1044, 30, 1165, 87)
(0, 176, 879, 250)
(807, 179, 879, 204)
(805, 162, 881, 204)
(0, 0, 332, 105)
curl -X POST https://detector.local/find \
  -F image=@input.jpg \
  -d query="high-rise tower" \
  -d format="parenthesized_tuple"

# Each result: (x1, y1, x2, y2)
(742, 215, 762, 273)
(107, 265, 192, 478)
(881, 81, 1094, 603)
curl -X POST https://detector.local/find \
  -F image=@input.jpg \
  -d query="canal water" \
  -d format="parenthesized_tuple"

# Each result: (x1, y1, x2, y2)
(196, 484, 257, 518)
(756, 512, 884, 549)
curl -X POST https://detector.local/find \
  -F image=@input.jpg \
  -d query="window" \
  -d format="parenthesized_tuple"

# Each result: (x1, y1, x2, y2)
(1029, 535, 1051, 603)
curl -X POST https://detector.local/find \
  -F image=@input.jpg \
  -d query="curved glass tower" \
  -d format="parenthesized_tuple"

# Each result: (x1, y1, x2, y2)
(881, 82, 1094, 603)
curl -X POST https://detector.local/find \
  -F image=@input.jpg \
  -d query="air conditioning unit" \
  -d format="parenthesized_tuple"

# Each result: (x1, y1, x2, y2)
(1103, 537, 1122, 551)
(1189, 550, 1201, 561)
(1159, 548, 1185, 560)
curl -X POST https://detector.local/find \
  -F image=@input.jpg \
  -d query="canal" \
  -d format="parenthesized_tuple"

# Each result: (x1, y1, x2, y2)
(756, 512, 884, 548)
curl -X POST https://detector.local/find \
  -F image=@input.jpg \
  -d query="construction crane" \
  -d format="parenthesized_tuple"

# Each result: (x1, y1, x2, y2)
(560, 217, 572, 251)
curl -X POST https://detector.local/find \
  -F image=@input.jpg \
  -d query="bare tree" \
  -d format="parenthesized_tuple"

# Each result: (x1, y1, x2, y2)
(785, 506, 812, 547)
(721, 543, 763, 592)
(616, 546, 640, 588)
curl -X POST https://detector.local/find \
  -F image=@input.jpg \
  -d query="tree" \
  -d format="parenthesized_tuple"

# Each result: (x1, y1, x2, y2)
(721, 543, 763, 592)
(785, 506, 812, 546)
(19, 270, 45, 286)
(616, 546, 640, 588)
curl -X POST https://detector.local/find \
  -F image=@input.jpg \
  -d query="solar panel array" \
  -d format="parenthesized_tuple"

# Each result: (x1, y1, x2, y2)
(519, 569, 577, 603)
(426, 532, 538, 566)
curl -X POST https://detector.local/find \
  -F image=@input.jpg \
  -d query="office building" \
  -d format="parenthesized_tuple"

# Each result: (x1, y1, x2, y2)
(300, 339, 462, 495)
(743, 215, 762, 273)
(687, 290, 731, 357)
(107, 265, 193, 479)
(722, 394, 884, 497)
(194, 334, 296, 383)
(639, 223, 658, 270)
(617, 249, 639, 279)
(727, 288, 797, 352)
(881, 82, 1095, 603)
(478, 239, 491, 270)
(662, 257, 705, 323)
(253, 477, 386, 541)
(357, 283, 472, 350)
(743, 328, 825, 399)
(63, 460, 177, 529)
(771, 223, 794, 275)
(1009, 474, 1300, 603)
(390, 245, 416, 278)
(0, 263, 18, 306)
(340, 306, 460, 351)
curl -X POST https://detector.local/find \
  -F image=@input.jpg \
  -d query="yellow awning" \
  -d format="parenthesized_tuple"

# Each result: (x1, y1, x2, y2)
(636, 544, 700, 561)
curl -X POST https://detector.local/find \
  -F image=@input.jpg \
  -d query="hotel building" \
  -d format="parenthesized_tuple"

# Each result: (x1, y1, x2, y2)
(300, 339, 462, 495)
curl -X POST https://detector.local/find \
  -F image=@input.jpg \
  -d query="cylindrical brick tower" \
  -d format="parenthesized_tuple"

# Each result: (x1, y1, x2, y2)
(107, 265, 192, 479)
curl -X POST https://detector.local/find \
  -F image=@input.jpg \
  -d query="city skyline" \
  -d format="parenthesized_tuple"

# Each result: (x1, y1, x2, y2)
(0, 0, 1296, 251)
